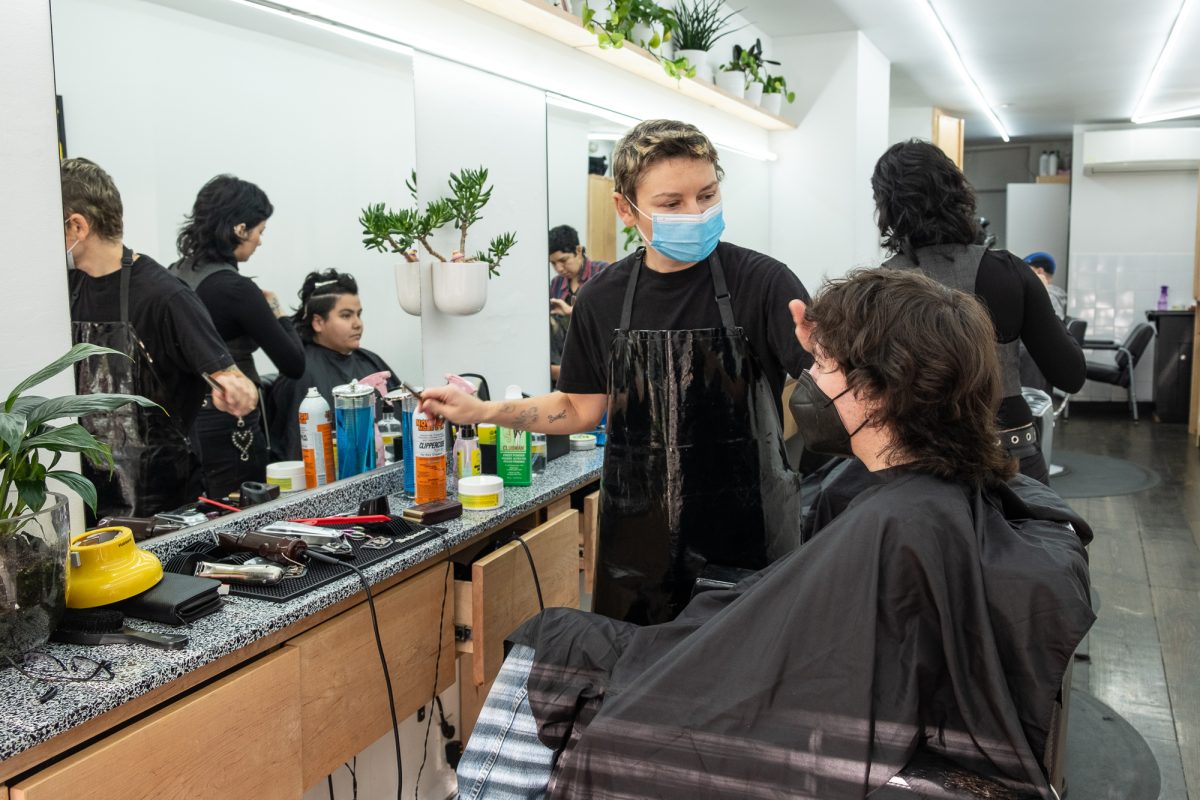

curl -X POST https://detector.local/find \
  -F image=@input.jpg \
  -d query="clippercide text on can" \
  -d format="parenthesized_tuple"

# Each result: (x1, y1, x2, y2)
(413, 409, 447, 504)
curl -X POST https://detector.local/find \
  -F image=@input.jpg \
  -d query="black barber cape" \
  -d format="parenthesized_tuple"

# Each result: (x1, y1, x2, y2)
(510, 469, 1095, 800)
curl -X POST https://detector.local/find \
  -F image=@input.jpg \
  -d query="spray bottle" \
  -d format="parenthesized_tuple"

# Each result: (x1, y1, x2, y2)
(498, 385, 532, 487)
(299, 388, 335, 489)
(454, 424, 482, 483)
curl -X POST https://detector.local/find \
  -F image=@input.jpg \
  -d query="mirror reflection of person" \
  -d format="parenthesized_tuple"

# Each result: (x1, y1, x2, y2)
(169, 175, 305, 499)
(423, 119, 813, 625)
(61, 158, 257, 522)
(871, 141, 1085, 484)
(548, 225, 609, 383)
(1024, 252, 1067, 319)
(268, 270, 399, 462)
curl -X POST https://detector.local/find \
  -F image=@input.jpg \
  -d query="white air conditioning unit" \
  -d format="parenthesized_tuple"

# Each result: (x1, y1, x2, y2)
(1082, 128, 1200, 174)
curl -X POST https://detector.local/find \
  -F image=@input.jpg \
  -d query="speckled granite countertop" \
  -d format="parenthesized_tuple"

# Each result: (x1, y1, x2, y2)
(0, 452, 602, 766)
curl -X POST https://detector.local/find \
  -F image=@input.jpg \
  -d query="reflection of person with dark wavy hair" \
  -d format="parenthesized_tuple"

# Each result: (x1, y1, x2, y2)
(871, 140, 1084, 484)
(457, 269, 1095, 800)
(170, 175, 305, 497)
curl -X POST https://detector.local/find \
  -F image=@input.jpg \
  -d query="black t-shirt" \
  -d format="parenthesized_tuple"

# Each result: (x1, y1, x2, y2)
(69, 253, 234, 431)
(557, 242, 812, 411)
(972, 249, 1086, 426)
(193, 269, 306, 382)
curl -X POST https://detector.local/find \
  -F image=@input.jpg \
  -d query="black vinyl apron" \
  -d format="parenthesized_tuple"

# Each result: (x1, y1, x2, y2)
(71, 249, 197, 520)
(593, 248, 803, 624)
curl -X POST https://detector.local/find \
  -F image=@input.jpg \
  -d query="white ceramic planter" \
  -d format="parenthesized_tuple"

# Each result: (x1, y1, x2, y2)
(677, 49, 713, 82)
(716, 69, 745, 98)
(432, 261, 489, 316)
(745, 81, 764, 105)
(761, 92, 783, 115)
(393, 261, 422, 317)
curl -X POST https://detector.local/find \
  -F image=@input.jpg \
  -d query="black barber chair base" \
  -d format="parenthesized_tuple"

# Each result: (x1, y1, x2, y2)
(872, 689, 1160, 800)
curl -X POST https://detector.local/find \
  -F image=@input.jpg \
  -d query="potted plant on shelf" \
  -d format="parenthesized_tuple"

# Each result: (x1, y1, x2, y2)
(674, 0, 744, 83)
(583, 1, 688, 78)
(761, 72, 796, 115)
(361, 168, 517, 316)
(0, 344, 156, 659)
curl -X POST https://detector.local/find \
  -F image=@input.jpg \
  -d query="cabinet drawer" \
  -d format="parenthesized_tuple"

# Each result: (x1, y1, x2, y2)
(580, 491, 600, 595)
(287, 563, 454, 788)
(12, 648, 302, 800)
(461, 509, 580, 687)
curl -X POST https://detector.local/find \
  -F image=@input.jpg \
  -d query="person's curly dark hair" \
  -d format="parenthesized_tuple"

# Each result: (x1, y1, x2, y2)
(292, 269, 358, 344)
(805, 268, 1015, 487)
(871, 140, 978, 257)
(176, 174, 273, 266)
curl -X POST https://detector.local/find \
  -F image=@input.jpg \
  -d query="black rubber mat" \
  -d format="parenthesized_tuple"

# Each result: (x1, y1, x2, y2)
(1050, 450, 1161, 498)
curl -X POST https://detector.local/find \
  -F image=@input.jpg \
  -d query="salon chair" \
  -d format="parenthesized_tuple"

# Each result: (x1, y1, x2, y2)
(1083, 323, 1155, 421)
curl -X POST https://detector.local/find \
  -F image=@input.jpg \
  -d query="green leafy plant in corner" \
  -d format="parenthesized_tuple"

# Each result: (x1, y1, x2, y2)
(763, 74, 796, 103)
(673, 0, 744, 52)
(719, 39, 776, 85)
(360, 168, 517, 278)
(661, 55, 697, 80)
(0, 344, 158, 520)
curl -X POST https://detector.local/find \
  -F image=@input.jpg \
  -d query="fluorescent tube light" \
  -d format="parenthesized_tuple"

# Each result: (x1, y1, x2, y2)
(223, 0, 415, 57)
(1132, 0, 1196, 124)
(916, 0, 1010, 142)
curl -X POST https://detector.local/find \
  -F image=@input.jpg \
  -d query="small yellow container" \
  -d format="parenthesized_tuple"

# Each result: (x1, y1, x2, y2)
(457, 475, 504, 511)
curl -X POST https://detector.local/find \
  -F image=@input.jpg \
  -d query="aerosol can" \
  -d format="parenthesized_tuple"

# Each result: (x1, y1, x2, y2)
(299, 388, 335, 489)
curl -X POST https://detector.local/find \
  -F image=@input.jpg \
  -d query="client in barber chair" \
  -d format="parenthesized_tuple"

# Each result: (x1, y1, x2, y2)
(458, 269, 1095, 800)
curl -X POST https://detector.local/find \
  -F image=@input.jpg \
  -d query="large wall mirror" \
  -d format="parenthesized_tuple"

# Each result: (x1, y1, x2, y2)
(51, 0, 420, 521)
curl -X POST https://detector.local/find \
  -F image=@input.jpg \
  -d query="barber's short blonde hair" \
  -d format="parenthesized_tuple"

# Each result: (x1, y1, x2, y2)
(612, 119, 724, 203)
(61, 158, 124, 241)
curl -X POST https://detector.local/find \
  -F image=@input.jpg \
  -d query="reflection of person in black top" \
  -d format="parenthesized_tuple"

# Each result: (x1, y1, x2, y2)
(872, 141, 1085, 484)
(61, 158, 258, 520)
(268, 270, 399, 461)
(170, 176, 305, 498)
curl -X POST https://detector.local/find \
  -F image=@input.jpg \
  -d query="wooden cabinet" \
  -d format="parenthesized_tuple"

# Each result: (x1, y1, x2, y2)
(11, 649, 302, 800)
(933, 107, 965, 168)
(588, 174, 617, 263)
(580, 491, 599, 595)
(287, 563, 454, 789)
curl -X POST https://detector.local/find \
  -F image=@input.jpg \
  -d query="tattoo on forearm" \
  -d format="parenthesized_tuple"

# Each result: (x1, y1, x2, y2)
(500, 403, 516, 415)
(548, 409, 568, 423)
(512, 407, 539, 432)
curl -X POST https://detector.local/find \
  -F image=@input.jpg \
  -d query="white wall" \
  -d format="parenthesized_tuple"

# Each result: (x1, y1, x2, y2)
(1, 0, 83, 526)
(767, 31, 890, 295)
(51, 0, 423, 384)
(720, 151, 772, 255)
(1006, 183, 1069, 274)
(889, 106, 933, 145)
(547, 112, 591, 253)
(414, 55, 551, 397)
(1068, 123, 1199, 404)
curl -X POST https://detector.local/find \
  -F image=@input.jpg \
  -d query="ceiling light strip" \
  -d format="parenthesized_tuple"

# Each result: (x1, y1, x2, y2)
(918, 0, 1010, 142)
(1131, 0, 1195, 124)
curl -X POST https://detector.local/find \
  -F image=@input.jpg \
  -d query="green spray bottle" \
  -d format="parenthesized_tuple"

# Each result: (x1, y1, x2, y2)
(498, 384, 532, 487)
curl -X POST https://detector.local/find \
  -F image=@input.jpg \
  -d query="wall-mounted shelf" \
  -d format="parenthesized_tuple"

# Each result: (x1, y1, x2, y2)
(459, 0, 797, 132)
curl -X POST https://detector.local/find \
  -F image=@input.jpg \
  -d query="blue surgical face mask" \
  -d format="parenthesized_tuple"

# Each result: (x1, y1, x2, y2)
(627, 197, 725, 264)
(65, 219, 79, 270)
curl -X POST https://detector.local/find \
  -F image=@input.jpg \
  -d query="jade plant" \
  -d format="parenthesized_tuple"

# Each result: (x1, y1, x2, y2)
(0, 344, 157, 519)
(360, 168, 517, 278)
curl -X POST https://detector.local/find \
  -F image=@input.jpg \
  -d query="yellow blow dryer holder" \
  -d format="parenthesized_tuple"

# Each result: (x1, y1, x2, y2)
(65, 526, 163, 609)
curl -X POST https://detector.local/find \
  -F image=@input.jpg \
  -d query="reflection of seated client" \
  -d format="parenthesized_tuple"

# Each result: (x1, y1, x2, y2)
(269, 270, 399, 461)
(548, 224, 608, 382)
(458, 269, 1095, 800)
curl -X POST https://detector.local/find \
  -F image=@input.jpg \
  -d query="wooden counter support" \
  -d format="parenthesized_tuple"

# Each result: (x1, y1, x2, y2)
(288, 563, 455, 790)
(11, 649, 302, 800)
(581, 491, 599, 595)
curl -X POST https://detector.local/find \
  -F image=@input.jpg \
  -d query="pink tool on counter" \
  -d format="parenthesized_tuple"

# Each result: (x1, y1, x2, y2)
(444, 374, 479, 395)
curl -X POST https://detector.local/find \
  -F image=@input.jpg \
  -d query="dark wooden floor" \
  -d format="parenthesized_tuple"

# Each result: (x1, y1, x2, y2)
(1057, 405, 1200, 800)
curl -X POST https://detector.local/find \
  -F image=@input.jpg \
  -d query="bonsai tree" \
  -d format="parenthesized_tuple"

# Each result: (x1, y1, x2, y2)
(360, 168, 517, 278)
(0, 343, 158, 519)
(674, 0, 744, 52)
(763, 73, 796, 103)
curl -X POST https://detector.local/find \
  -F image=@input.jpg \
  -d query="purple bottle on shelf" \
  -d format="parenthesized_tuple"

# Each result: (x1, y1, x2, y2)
(1157, 285, 1170, 311)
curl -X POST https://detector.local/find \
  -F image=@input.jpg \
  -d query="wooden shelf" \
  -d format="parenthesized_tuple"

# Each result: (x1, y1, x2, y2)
(459, 0, 797, 131)
(1036, 174, 1070, 184)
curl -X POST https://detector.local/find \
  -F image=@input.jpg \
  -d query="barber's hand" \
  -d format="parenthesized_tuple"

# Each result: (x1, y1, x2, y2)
(418, 385, 487, 425)
(550, 298, 573, 317)
(209, 369, 258, 417)
(263, 290, 285, 318)
(789, 299, 815, 353)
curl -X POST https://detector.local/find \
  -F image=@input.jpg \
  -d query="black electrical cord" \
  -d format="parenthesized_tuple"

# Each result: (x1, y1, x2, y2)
(515, 536, 545, 611)
(327, 774, 334, 800)
(413, 561, 452, 799)
(306, 551, 402, 800)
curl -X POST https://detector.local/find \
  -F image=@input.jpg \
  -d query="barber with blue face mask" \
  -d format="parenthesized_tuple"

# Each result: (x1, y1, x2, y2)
(421, 120, 812, 624)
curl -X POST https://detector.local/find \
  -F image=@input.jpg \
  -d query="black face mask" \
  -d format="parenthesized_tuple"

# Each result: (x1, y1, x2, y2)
(789, 370, 859, 458)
